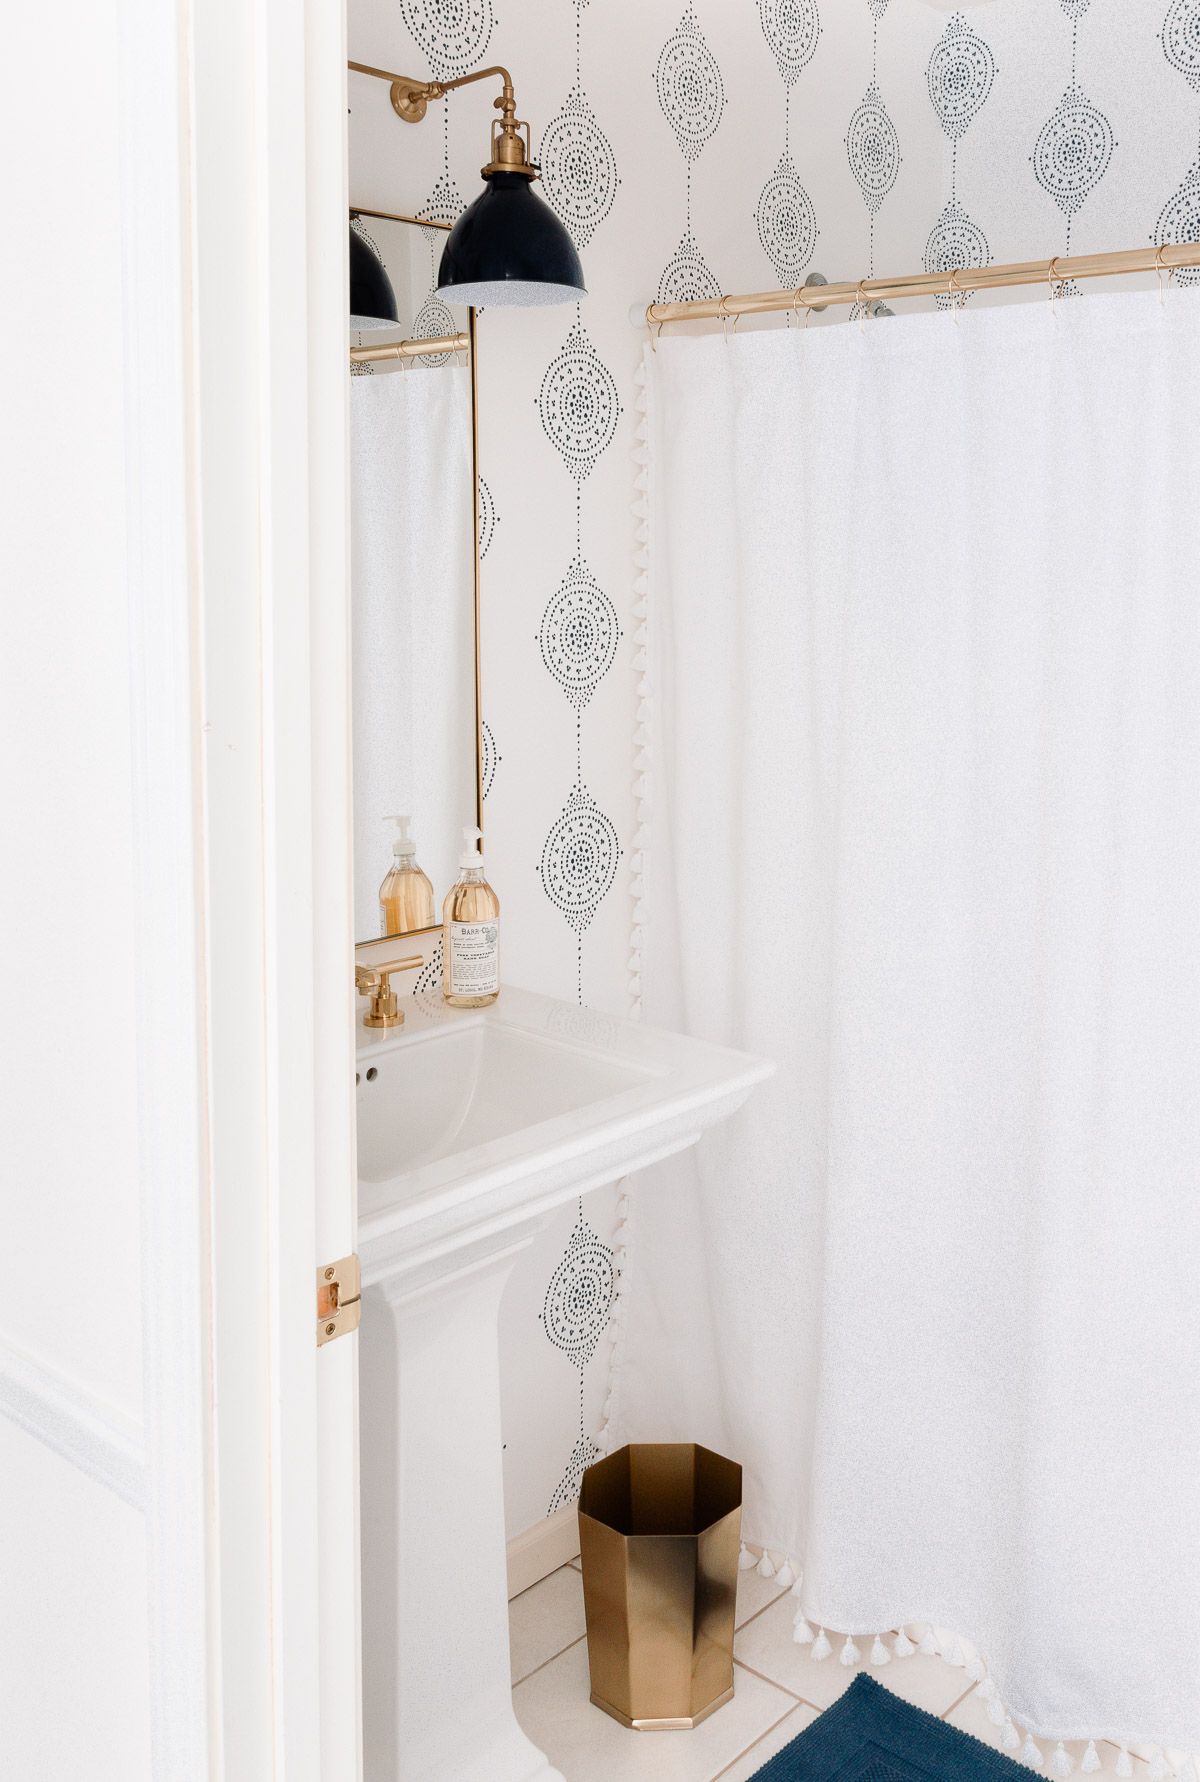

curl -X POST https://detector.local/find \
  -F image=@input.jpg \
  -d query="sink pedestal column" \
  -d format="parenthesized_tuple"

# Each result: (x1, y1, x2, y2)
(361, 1231, 566, 1782)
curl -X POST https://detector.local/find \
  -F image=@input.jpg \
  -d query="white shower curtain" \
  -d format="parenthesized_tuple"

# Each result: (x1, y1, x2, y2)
(616, 290, 1200, 1755)
(350, 367, 475, 937)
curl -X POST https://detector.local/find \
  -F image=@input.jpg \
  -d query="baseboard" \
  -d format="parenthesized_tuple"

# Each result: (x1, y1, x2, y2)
(507, 1501, 581, 1599)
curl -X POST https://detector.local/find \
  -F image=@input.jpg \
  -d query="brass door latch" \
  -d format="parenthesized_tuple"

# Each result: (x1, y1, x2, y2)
(317, 1253, 361, 1346)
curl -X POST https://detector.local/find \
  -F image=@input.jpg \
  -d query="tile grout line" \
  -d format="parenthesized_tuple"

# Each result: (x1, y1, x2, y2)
(942, 1681, 979, 1719)
(707, 1700, 809, 1782)
(732, 1657, 807, 1703)
(737, 1589, 800, 1634)
(512, 1630, 588, 1693)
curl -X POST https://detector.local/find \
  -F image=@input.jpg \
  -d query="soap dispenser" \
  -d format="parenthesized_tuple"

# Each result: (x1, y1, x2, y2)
(442, 825, 500, 1007)
(379, 814, 435, 937)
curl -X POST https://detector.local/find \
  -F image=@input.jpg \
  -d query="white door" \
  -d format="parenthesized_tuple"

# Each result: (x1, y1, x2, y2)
(1, 0, 362, 1776)
(191, 0, 363, 1772)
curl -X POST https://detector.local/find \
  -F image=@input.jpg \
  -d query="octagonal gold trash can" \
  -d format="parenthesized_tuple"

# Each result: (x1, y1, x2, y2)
(577, 1442, 742, 1731)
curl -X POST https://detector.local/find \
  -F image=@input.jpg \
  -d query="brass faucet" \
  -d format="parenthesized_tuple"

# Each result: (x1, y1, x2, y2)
(355, 952, 424, 1029)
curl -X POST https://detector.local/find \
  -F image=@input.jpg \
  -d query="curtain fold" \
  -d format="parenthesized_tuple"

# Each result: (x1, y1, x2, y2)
(350, 367, 474, 937)
(617, 290, 1200, 1751)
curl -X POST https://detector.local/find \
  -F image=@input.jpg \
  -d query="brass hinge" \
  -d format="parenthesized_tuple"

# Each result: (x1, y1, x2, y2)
(317, 1253, 361, 1346)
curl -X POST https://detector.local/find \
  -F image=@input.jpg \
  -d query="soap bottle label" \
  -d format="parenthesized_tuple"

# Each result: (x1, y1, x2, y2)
(449, 921, 499, 996)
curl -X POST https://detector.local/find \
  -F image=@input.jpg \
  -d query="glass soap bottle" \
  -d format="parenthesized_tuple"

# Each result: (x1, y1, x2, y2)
(442, 826, 500, 1007)
(379, 814, 435, 937)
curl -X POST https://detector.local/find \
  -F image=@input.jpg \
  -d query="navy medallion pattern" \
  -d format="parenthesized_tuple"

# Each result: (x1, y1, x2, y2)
(477, 477, 498, 560)
(1033, 87, 1116, 218)
(1158, 0, 1200, 283)
(659, 231, 722, 303)
(755, 0, 819, 291)
(925, 14, 997, 308)
(847, 1, 899, 286)
(1031, 0, 1116, 289)
(480, 720, 500, 801)
(656, 4, 725, 161)
(538, 557, 620, 716)
(541, 1216, 616, 1368)
(532, 0, 627, 1519)
(399, 0, 494, 82)
(542, 1217, 616, 1514)
(540, 785, 622, 942)
(537, 318, 621, 484)
(655, 3, 726, 302)
(541, 86, 620, 252)
(1162, 0, 1200, 90)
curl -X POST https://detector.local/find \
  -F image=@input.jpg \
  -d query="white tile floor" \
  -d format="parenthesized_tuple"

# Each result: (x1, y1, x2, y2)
(510, 1560, 1155, 1780)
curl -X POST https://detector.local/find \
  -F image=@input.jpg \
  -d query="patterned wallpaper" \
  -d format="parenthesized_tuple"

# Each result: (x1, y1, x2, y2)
(348, 0, 1200, 1541)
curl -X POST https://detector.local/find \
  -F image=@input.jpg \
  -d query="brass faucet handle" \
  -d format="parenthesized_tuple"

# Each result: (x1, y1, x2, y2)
(355, 954, 424, 1029)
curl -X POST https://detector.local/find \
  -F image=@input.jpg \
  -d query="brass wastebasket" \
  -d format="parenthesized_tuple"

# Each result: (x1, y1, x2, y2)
(577, 1442, 742, 1731)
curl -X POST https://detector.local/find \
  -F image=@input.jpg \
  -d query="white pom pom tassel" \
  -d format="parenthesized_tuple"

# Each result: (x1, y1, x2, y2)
(892, 1629, 916, 1658)
(1003, 1721, 1022, 1752)
(774, 1560, 796, 1590)
(811, 1629, 832, 1661)
(918, 1628, 938, 1657)
(840, 1636, 862, 1667)
(790, 1573, 806, 1599)
(792, 1613, 815, 1646)
(1115, 1751, 1133, 1779)
(987, 1695, 1007, 1727)
(1051, 1743, 1074, 1777)
(1023, 1733, 1045, 1768)
(966, 1654, 986, 1683)
(1080, 1745, 1101, 1775)
(756, 1551, 777, 1580)
(870, 1636, 891, 1665)
(738, 1544, 757, 1572)
(1148, 1754, 1169, 1780)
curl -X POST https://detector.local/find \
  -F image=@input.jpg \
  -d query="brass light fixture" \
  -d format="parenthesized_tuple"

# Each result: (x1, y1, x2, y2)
(348, 61, 586, 307)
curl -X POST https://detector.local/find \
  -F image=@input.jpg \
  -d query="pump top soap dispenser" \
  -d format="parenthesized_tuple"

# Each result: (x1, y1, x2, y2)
(442, 826, 500, 1007)
(379, 814, 435, 937)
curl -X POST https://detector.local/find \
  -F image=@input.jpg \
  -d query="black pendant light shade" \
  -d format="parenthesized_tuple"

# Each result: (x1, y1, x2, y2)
(349, 222, 399, 327)
(435, 173, 586, 308)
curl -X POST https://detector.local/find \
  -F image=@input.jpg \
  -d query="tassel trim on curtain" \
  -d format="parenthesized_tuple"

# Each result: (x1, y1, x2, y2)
(736, 1541, 1200, 1776)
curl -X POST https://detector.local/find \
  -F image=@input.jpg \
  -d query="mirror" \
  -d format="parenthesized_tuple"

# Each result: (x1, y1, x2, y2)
(349, 209, 481, 944)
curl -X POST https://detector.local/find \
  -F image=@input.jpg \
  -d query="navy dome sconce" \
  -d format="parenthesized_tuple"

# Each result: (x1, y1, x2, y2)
(348, 59, 586, 308)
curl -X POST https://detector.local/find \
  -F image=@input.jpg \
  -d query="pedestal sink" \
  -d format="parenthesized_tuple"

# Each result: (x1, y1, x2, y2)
(356, 985, 772, 1782)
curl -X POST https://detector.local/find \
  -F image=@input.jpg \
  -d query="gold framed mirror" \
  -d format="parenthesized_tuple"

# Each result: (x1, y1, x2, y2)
(348, 207, 482, 951)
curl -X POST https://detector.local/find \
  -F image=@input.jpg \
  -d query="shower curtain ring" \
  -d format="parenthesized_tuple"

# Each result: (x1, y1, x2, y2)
(1047, 256, 1062, 305)
(856, 280, 869, 330)
(1155, 243, 1173, 304)
(718, 293, 737, 339)
(946, 266, 963, 322)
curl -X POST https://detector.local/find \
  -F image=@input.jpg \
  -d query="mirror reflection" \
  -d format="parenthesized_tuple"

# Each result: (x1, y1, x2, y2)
(349, 211, 479, 942)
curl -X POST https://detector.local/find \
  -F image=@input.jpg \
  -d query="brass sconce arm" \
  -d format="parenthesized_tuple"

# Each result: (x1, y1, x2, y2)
(348, 60, 536, 178)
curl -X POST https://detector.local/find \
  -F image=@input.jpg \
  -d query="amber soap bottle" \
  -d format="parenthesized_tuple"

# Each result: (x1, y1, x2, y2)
(442, 826, 500, 1007)
(379, 814, 435, 937)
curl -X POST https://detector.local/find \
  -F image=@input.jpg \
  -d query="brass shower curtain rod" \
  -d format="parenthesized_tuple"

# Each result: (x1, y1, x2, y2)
(349, 332, 469, 364)
(644, 240, 1200, 329)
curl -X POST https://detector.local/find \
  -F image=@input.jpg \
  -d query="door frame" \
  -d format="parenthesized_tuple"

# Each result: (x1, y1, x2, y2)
(124, 0, 360, 1770)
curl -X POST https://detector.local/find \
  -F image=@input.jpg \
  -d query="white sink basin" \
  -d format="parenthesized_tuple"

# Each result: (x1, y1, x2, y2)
(355, 983, 771, 1782)
(356, 985, 771, 1287)
(356, 1015, 646, 1182)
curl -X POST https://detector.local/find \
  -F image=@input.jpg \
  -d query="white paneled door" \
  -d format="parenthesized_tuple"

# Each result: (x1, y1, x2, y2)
(1, 0, 362, 1777)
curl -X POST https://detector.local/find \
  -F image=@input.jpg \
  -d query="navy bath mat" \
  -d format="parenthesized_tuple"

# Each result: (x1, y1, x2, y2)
(750, 1675, 1031, 1779)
